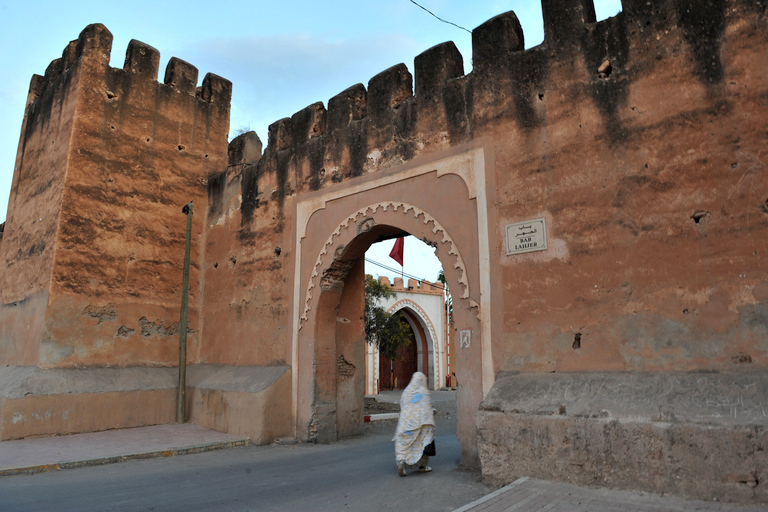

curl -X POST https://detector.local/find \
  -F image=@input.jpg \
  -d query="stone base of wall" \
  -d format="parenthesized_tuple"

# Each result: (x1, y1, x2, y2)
(0, 365, 292, 444)
(186, 365, 291, 445)
(0, 366, 177, 440)
(477, 372, 768, 505)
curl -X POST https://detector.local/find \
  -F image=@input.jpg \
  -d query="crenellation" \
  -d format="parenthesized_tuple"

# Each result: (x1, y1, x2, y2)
(326, 84, 368, 179)
(291, 102, 327, 143)
(327, 84, 367, 132)
(541, 0, 597, 48)
(73, 23, 112, 65)
(414, 42, 464, 100)
(367, 63, 413, 119)
(228, 131, 262, 167)
(43, 58, 63, 84)
(199, 72, 232, 105)
(471, 12, 525, 69)
(366, 63, 415, 161)
(61, 40, 79, 71)
(290, 102, 327, 191)
(580, 10, 630, 139)
(164, 57, 199, 95)
(26, 75, 44, 107)
(268, 117, 293, 152)
(124, 40, 160, 79)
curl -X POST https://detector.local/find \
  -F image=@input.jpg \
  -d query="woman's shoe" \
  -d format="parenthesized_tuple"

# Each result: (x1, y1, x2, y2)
(398, 461, 406, 476)
(419, 466, 432, 473)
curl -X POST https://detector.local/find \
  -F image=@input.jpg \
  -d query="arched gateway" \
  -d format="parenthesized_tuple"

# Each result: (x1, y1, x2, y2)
(290, 141, 495, 464)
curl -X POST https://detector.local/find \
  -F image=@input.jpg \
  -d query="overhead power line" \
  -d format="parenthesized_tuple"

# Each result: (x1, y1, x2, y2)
(407, 0, 524, 59)
(364, 257, 444, 289)
(408, 0, 472, 35)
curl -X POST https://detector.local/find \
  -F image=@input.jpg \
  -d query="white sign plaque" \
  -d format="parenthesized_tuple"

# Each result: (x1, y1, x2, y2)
(459, 330, 471, 349)
(506, 218, 547, 255)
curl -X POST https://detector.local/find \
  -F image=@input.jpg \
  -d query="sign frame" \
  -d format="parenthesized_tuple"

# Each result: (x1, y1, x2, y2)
(505, 218, 548, 255)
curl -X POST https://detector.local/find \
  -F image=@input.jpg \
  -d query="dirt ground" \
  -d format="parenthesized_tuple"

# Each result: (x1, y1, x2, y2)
(364, 397, 400, 414)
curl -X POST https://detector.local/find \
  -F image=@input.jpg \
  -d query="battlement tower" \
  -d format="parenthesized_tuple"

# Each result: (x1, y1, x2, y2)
(0, 24, 231, 439)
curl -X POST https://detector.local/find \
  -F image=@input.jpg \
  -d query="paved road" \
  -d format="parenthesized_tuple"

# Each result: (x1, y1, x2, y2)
(0, 392, 494, 512)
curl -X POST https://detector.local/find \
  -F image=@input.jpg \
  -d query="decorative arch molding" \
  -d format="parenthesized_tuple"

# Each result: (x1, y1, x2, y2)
(299, 201, 469, 328)
(388, 299, 439, 357)
(388, 299, 441, 388)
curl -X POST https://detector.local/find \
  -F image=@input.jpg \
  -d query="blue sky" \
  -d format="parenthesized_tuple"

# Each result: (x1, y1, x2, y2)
(0, 0, 621, 282)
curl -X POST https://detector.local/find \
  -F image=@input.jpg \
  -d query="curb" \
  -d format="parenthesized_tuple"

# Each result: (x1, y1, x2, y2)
(364, 413, 399, 422)
(451, 477, 529, 512)
(0, 438, 250, 478)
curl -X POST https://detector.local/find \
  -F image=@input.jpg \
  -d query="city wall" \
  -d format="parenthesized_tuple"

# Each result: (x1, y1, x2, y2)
(0, 0, 766, 503)
(206, 0, 766, 501)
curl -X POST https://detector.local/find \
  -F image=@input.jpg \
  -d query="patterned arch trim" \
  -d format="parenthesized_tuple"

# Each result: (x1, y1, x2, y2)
(300, 201, 469, 328)
(388, 298, 441, 385)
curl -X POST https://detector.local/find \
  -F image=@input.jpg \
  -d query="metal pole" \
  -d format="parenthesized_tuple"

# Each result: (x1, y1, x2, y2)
(177, 201, 193, 423)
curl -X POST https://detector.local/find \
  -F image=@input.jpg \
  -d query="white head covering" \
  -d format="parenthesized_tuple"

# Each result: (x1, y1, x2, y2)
(396, 372, 435, 434)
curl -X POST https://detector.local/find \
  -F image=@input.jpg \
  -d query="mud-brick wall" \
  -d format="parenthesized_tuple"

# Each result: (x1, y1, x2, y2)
(0, 34, 90, 365)
(484, 0, 768, 374)
(2, 24, 232, 368)
(205, 0, 766, 375)
(203, 133, 291, 366)
(202, 25, 470, 368)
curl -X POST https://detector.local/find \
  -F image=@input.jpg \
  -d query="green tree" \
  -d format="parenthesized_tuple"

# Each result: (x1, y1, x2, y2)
(437, 270, 453, 323)
(364, 275, 411, 360)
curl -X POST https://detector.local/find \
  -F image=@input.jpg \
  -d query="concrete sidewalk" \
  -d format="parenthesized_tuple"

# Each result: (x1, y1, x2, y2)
(453, 477, 765, 512)
(0, 424, 248, 476)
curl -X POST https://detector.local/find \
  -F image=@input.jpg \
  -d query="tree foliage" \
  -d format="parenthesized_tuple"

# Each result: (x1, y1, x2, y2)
(364, 275, 411, 360)
(437, 269, 453, 323)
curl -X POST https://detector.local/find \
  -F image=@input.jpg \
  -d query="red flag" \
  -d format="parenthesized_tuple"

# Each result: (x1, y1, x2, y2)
(389, 237, 404, 266)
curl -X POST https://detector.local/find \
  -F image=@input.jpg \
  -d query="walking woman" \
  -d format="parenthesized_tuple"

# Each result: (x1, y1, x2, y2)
(393, 372, 435, 476)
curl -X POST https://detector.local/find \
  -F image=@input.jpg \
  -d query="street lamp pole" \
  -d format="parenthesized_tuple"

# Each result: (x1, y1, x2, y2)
(177, 201, 193, 423)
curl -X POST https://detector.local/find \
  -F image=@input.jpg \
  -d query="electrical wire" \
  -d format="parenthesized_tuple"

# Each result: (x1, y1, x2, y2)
(408, 0, 472, 35)
(364, 257, 444, 289)
(407, 0, 526, 59)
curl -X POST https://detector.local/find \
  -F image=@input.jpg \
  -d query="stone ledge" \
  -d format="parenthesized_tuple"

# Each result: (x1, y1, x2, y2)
(477, 372, 768, 504)
(481, 371, 768, 426)
(186, 364, 289, 393)
(0, 366, 177, 399)
(186, 365, 292, 444)
(0, 365, 292, 442)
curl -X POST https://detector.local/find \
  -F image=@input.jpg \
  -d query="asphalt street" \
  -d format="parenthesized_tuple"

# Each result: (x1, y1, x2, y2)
(0, 392, 495, 512)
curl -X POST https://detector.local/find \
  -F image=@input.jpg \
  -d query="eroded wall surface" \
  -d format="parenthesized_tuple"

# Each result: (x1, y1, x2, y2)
(1, 24, 232, 369)
(0, 24, 234, 439)
(489, 0, 768, 376)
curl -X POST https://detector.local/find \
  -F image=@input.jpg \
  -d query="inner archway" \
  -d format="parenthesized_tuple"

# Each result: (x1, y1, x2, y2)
(298, 201, 475, 445)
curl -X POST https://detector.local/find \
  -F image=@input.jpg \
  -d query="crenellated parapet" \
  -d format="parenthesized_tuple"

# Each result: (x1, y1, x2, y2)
(1, 23, 233, 368)
(220, 0, 765, 230)
(225, 0, 743, 220)
(25, 24, 231, 118)
(378, 275, 444, 297)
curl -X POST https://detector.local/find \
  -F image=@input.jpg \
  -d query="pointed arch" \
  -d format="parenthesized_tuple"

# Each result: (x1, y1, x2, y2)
(388, 299, 441, 390)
